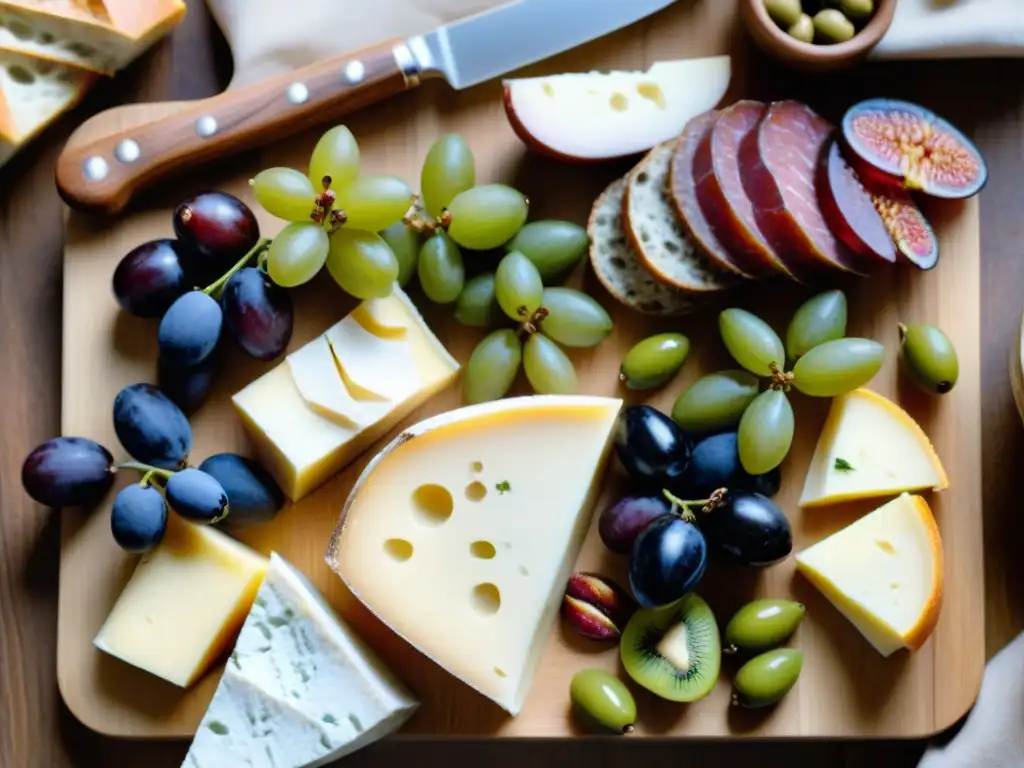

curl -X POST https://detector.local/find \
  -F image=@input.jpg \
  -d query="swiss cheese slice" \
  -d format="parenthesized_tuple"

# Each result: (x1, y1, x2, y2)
(799, 388, 948, 508)
(327, 395, 623, 715)
(795, 493, 944, 656)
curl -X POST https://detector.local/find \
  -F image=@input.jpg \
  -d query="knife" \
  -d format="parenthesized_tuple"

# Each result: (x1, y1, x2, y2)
(55, 0, 679, 215)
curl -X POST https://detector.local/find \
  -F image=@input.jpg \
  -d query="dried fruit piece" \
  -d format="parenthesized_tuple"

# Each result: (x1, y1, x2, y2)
(842, 98, 988, 200)
(562, 572, 638, 642)
(872, 187, 938, 270)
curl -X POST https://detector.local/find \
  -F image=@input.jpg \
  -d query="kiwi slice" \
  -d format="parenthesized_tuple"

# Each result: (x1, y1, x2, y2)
(620, 593, 721, 702)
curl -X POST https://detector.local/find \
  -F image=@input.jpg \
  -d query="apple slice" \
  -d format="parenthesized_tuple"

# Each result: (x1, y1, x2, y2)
(503, 57, 731, 163)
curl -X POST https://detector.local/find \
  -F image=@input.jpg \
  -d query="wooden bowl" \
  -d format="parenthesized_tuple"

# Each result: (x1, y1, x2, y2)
(740, 0, 898, 71)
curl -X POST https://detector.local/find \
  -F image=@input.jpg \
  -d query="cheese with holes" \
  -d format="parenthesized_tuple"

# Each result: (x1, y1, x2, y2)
(326, 396, 623, 714)
(795, 493, 944, 657)
(232, 287, 460, 502)
(0, 0, 186, 75)
(799, 388, 949, 508)
(94, 515, 268, 688)
(183, 553, 418, 768)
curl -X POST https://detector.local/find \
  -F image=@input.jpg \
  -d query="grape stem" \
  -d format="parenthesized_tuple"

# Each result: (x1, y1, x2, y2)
(202, 238, 272, 298)
(662, 488, 727, 522)
(768, 362, 795, 392)
(897, 323, 908, 344)
(517, 307, 549, 339)
(118, 461, 175, 481)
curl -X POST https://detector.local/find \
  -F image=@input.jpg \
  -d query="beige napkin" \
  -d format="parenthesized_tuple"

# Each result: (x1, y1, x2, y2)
(873, 0, 1024, 59)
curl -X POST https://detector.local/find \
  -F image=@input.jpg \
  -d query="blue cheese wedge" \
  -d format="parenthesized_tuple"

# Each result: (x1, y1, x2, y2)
(183, 553, 418, 768)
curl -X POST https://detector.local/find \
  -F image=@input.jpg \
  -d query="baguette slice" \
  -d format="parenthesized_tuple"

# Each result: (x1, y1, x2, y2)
(0, 0, 186, 75)
(589, 176, 701, 317)
(624, 140, 736, 292)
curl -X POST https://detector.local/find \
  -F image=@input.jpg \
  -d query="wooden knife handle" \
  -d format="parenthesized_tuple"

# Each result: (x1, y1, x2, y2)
(56, 37, 425, 215)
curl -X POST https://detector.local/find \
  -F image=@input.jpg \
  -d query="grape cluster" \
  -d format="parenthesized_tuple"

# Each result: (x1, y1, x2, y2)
(21, 383, 285, 554)
(113, 191, 294, 413)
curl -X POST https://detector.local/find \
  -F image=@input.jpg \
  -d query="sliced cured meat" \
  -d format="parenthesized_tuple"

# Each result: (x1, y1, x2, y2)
(624, 141, 734, 293)
(669, 111, 754, 279)
(741, 100, 870, 275)
(693, 100, 798, 280)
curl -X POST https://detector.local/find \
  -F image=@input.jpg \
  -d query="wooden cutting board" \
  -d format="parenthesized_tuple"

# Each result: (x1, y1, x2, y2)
(57, 0, 985, 742)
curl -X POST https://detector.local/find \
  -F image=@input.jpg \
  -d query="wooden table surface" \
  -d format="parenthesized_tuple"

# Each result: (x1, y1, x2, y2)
(2, 6, 1023, 767)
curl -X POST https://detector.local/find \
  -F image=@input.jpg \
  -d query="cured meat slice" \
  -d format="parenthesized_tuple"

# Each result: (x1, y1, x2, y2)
(741, 100, 870, 275)
(669, 111, 754, 279)
(692, 101, 798, 280)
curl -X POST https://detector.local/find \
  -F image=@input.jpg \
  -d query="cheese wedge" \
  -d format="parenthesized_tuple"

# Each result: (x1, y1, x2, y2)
(795, 493, 944, 657)
(327, 395, 623, 715)
(232, 287, 460, 502)
(799, 388, 948, 508)
(94, 515, 269, 688)
(0, 0, 186, 75)
(183, 553, 418, 768)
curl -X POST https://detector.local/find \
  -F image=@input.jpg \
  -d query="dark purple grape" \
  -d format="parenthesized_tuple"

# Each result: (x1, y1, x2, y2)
(747, 467, 781, 498)
(698, 490, 792, 567)
(221, 267, 294, 360)
(157, 291, 223, 367)
(173, 191, 259, 276)
(111, 483, 168, 553)
(158, 353, 217, 414)
(629, 515, 707, 609)
(598, 494, 671, 554)
(614, 405, 692, 486)
(22, 437, 115, 507)
(112, 239, 195, 318)
(113, 384, 193, 470)
(674, 432, 781, 500)
(165, 468, 229, 524)
(199, 453, 285, 527)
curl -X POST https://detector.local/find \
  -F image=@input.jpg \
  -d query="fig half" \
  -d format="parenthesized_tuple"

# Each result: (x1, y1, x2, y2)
(871, 187, 939, 270)
(841, 98, 988, 200)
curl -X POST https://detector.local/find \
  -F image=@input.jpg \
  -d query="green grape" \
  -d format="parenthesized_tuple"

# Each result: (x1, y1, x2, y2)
(523, 333, 578, 395)
(266, 222, 329, 287)
(454, 273, 502, 328)
(308, 125, 360, 191)
(421, 134, 476, 218)
(326, 229, 399, 300)
(336, 175, 414, 233)
(463, 329, 523, 405)
(791, 338, 885, 397)
(786, 289, 847, 362)
(738, 389, 794, 475)
(378, 221, 421, 287)
(540, 288, 613, 348)
(252, 168, 317, 222)
(446, 184, 529, 251)
(505, 221, 589, 283)
(495, 251, 544, 322)
(417, 231, 465, 305)
(720, 308, 786, 376)
(671, 369, 761, 434)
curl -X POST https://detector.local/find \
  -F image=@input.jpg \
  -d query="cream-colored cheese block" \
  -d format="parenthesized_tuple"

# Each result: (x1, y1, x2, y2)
(327, 395, 623, 715)
(795, 493, 944, 657)
(93, 515, 268, 688)
(0, 0, 186, 75)
(232, 287, 460, 502)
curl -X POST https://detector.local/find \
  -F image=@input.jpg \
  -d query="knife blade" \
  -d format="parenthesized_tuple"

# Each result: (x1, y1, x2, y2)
(56, 0, 679, 215)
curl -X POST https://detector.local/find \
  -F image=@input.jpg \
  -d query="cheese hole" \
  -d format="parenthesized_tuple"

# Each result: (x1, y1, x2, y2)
(494, 667, 508, 678)
(636, 82, 667, 109)
(383, 538, 414, 562)
(412, 484, 454, 525)
(471, 583, 501, 616)
(609, 92, 629, 111)
(470, 541, 496, 559)
(465, 481, 487, 502)
(348, 714, 363, 733)
(542, 83, 554, 97)
(6, 20, 33, 40)
(8, 66, 34, 85)
(875, 540, 896, 554)
(470, 461, 483, 473)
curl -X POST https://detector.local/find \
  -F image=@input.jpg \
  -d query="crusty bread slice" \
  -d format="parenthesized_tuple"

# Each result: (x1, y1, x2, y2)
(624, 140, 735, 292)
(588, 177, 701, 317)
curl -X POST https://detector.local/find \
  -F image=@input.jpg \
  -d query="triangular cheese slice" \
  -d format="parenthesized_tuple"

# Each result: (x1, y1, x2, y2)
(795, 493, 944, 657)
(799, 388, 948, 508)
(183, 553, 418, 768)
(327, 395, 623, 715)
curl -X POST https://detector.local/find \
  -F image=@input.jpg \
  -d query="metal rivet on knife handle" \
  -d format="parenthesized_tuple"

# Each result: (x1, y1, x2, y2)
(195, 116, 218, 138)
(286, 82, 309, 105)
(115, 139, 141, 164)
(342, 60, 366, 85)
(83, 156, 109, 181)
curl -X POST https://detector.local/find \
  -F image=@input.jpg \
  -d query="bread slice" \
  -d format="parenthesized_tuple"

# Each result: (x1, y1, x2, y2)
(589, 177, 701, 317)
(624, 140, 736, 292)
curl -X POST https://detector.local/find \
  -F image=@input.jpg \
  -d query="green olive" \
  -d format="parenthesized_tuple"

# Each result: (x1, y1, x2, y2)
(899, 323, 959, 395)
(837, 0, 874, 20)
(763, 0, 803, 28)
(619, 333, 690, 390)
(732, 649, 804, 708)
(787, 13, 815, 43)
(813, 9, 856, 43)
(570, 668, 637, 734)
(724, 599, 806, 655)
